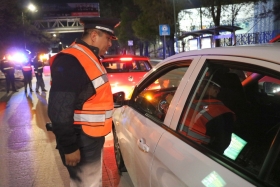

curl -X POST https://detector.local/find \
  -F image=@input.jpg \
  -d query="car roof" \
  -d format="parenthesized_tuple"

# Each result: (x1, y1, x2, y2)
(103, 54, 150, 60)
(162, 43, 280, 65)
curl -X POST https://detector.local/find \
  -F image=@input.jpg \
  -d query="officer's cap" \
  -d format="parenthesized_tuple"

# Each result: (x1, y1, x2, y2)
(80, 17, 120, 40)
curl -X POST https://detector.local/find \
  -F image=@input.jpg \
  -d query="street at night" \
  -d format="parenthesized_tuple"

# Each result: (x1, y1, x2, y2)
(0, 69, 133, 187)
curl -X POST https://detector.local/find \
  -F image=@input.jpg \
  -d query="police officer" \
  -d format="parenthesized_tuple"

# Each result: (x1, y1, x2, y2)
(33, 54, 47, 93)
(21, 58, 33, 93)
(0, 58, 18, 93)
(48, 17, 120, 186)
(180, 74, 235, 154)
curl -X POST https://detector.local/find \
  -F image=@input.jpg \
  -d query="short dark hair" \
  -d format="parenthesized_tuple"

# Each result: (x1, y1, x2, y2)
(81, 29, 103, 39)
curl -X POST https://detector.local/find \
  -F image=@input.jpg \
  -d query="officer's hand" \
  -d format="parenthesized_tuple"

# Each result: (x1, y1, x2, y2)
(65, 149, 81, 166)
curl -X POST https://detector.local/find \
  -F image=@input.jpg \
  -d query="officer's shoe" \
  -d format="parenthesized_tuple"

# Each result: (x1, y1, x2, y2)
(36, 90, 39, 93)
(42, 89, 47, 92)
(12, 90, 18, 92)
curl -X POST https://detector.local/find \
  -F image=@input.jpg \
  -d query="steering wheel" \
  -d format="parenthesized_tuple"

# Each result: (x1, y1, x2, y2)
(158, 99, 168, 114)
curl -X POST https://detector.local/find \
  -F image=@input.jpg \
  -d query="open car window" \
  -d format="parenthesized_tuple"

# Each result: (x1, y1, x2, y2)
(177, 60, 280, 186)
(132, 65, 189, 123)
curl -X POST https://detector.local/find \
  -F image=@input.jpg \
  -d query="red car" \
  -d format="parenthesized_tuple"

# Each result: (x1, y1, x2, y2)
(102, 55, 152, 99)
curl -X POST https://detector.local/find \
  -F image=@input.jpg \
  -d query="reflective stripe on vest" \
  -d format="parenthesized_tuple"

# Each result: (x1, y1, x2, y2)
(51, 43, 114, 137)
(181, 125, 210, 143)
(92, 74, 108, 89)
(69, 44, 106, 74)
(180, 99, 234, 144)
(74, 109, 113, 123)
(22, 65, 32, 71)
(4, 67, 13, 70)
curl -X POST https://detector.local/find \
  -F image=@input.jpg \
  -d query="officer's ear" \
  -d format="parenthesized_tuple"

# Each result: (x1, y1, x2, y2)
(90, 29, 100, 42)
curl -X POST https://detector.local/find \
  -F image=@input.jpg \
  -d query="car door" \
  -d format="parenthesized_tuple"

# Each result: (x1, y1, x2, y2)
(114, 58, 199, 187)
(151, 55, 280, 187)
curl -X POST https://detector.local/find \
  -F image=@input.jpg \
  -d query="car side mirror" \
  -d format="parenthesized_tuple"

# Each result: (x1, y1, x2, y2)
(113, 91, 125, 108)
(261, 82, 280, 95)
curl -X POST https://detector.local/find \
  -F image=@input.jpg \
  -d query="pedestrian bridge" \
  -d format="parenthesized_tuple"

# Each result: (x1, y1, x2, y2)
(33, 17, 83, 34)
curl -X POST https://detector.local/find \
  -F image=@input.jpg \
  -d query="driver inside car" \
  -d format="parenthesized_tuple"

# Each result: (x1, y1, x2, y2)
(178, 73, 236, 154)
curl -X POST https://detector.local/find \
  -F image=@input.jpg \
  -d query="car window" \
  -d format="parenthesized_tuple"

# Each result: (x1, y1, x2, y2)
(103, 60, 151, 73)
(259, 76, 280, 96)
(177, 60, 280, 186)
(133, 65, 189, 123)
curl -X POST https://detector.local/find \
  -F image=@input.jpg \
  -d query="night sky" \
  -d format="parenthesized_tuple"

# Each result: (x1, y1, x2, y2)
(29, 0, 99, 45)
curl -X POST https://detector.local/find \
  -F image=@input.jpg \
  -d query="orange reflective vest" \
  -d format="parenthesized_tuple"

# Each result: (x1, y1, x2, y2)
(50, 43, 114, 137)
(22, 63, 32, 72)
(180, 99, 234, 144)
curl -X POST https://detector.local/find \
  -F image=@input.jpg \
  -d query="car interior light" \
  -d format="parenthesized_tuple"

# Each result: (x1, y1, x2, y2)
(120, 57, 132, 61)
(145, 94, 153, 101)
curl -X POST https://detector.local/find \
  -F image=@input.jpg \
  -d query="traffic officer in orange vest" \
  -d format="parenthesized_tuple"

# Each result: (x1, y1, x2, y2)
(48, 17, 120, 187)
(21, 58, 33, 94)
(179, 73, 235, 154)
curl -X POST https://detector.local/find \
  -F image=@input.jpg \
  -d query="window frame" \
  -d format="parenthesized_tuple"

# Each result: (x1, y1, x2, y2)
(170, 56, 280, 187)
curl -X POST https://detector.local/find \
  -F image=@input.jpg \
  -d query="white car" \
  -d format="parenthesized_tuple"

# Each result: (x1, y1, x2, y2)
(112, 43, 280, 187)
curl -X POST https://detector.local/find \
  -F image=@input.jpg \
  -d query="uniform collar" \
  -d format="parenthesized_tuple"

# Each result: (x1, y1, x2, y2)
(74, 38, 100, 58)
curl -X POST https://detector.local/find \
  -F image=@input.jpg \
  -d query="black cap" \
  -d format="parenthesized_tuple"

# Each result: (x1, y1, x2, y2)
(80, 17, 120, 40)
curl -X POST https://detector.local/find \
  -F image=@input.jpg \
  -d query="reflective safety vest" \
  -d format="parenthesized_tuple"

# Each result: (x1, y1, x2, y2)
(22, 63, 32, 72)
(1, 61, 15, 74)
(180, 99, 234, 144)
(50, 43, 114, 137)
(34, 66, 43, 73)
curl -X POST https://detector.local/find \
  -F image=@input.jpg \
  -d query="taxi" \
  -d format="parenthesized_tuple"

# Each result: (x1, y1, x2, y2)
(101, 55, 152, 98)
(112, 43, 280, 187)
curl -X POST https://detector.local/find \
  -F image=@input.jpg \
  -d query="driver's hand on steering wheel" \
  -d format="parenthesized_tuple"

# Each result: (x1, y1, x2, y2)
(163, 94, 174, 114)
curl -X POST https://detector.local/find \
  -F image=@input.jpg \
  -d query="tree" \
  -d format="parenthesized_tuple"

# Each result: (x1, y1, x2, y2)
(99, 0, 123, 18)
(117, 0, 142, 55)
(198, 0, 266, 46)
(273, 0, 280, 21)
(133, 0, 188, 56)
(0, 0, 53, 56)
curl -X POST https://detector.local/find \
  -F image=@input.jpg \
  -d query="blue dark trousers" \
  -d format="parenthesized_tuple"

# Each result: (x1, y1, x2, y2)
(58, 132, 105, 187)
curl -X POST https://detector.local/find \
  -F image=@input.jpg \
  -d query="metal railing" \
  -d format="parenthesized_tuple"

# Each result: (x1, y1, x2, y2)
(220, 30, 280, 46)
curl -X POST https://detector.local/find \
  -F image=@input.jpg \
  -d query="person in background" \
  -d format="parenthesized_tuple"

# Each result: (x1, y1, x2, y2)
(33, 54, 47, 93)
(47, 17, 120, 186)
(21, 58, 33, 94)
(0, 58, 18, 93)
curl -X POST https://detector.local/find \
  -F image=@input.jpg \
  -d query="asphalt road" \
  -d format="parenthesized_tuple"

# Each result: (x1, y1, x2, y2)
(0, 74, 133, 187)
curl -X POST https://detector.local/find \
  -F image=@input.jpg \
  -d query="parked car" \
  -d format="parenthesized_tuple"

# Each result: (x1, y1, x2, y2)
(101, 55, 152, 98)
(112, 43, 280, 187)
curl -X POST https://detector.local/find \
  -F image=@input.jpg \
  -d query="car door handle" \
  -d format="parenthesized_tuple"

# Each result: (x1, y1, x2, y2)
(137, 138, 150, 153)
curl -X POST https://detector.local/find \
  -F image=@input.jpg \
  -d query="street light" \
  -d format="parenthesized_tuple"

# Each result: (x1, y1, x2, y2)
(22, 3, 37, 49)
(173, 0, 178, 53)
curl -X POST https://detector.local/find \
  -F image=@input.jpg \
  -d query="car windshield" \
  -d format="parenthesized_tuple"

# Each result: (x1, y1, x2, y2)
(103, 60, 151, 73)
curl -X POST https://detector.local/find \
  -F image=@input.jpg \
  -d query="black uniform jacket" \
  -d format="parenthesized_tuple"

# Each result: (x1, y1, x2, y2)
(33, 59, 44, 74)
(1, 60, 15, 74)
